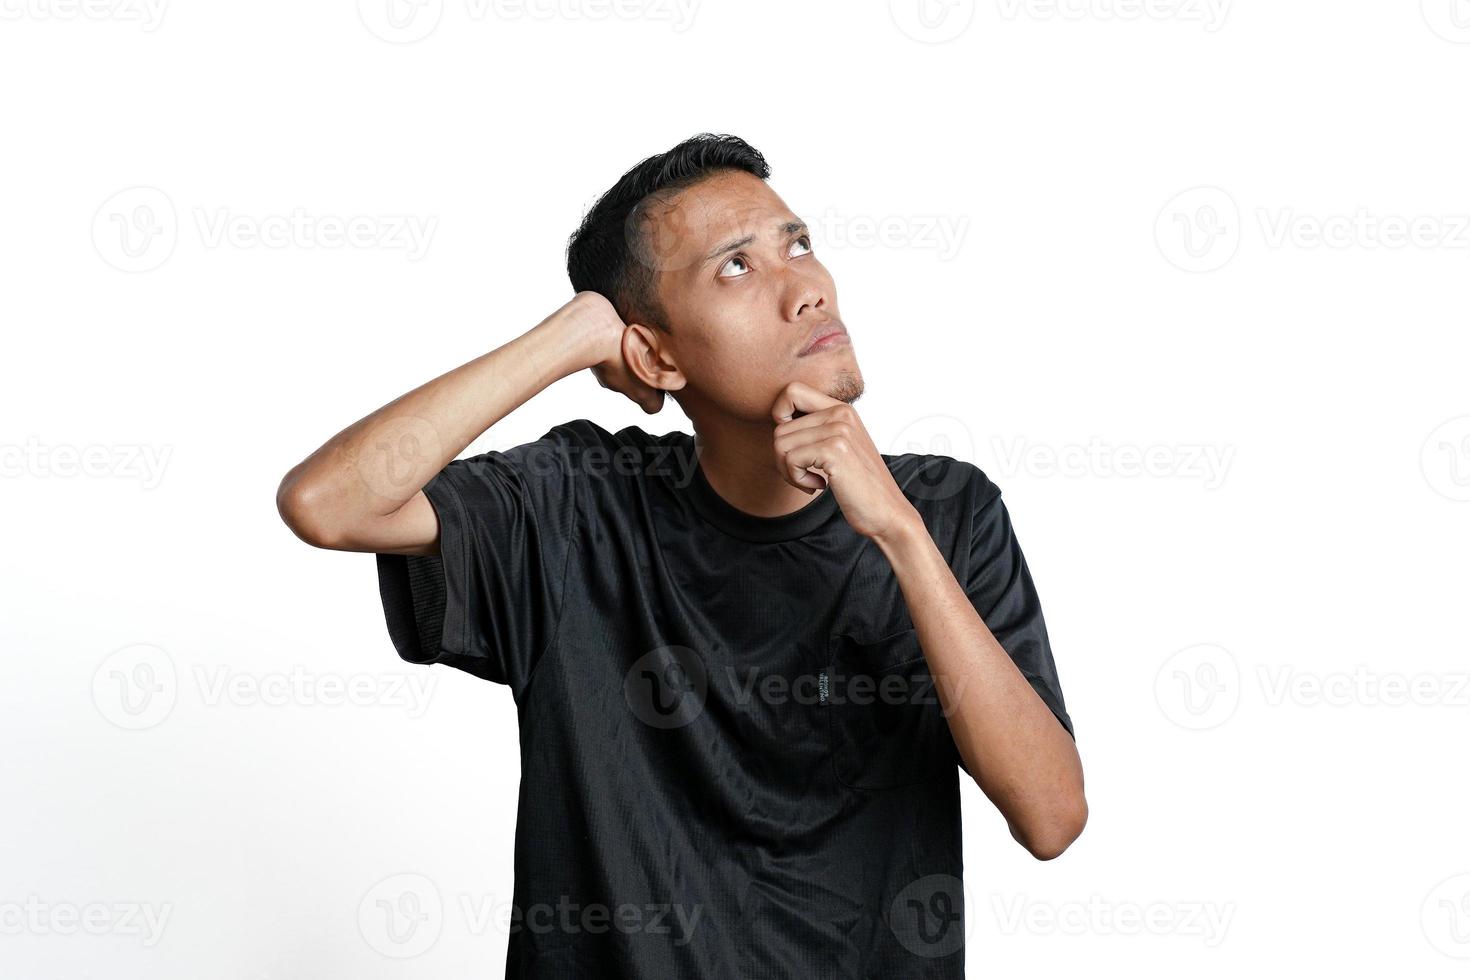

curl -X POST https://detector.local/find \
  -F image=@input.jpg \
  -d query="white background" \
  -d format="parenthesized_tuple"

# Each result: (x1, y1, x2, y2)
(4, 0, 1469, 976)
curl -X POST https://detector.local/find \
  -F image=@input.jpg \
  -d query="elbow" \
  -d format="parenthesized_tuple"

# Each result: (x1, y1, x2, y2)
(1019, 795, 1089, 862)
(276, 471, 344, 550)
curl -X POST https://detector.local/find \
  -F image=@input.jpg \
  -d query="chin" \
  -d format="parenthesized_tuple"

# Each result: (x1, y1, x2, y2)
(827, 368, 865, 404)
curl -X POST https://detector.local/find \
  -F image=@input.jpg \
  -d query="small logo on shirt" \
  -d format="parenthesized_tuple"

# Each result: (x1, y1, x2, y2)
(818, 670, 829, 705)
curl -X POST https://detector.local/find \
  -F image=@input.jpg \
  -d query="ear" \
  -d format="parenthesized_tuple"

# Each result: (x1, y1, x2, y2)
(622, 322, 687, 393)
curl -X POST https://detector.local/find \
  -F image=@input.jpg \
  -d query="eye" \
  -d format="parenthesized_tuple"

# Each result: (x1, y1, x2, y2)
(790, 234, 812, 257)
(718, 254, 750, 278)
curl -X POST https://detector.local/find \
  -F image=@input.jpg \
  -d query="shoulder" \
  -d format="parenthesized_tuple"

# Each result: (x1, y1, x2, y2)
(522, 419, 693, 483)
(883, 447, 1002, 517)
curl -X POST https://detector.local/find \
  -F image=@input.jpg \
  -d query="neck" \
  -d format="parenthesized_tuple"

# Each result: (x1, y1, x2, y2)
(692, 414, 825, 518)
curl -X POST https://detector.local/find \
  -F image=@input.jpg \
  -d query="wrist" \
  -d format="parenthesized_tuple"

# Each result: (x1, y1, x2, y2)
(870, 504, 928, 555)
(534, 299, 613, 378)
(560, 294, 625, 369)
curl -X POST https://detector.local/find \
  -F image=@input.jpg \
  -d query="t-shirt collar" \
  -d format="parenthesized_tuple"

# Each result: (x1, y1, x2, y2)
(681, 438, 840, 543)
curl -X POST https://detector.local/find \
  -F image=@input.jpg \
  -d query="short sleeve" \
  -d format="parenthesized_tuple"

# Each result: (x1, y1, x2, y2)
(375, 420, 595, 696)
(964, 473, 1075, 740)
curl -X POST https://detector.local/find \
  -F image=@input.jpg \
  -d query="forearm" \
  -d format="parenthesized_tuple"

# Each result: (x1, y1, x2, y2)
(278, 299, 601, 538)
(873, 516, 1087, 859)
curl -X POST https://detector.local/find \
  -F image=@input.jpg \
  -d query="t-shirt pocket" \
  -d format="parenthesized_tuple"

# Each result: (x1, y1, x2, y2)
(824, 628, 960, 791)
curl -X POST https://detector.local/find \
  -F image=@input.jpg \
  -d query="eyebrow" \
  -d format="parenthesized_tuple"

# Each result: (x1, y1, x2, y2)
(701, 219, 808, 266)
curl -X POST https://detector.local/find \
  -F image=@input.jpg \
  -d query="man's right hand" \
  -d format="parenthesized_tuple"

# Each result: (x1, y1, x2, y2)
(278, 291, 666, 557)
(565, 291, 666, 415)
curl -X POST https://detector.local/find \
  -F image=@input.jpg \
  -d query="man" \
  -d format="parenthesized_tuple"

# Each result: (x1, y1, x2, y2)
(277, 133, 1086, 977)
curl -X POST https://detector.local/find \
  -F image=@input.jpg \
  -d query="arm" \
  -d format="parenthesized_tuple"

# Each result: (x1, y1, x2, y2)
(771, 382, 1087, 861)
(872, 518, 1086, 860)
(276, 292, 658, 556)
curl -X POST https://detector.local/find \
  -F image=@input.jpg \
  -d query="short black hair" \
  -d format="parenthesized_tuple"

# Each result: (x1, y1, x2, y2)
(566, 133, 770, 333)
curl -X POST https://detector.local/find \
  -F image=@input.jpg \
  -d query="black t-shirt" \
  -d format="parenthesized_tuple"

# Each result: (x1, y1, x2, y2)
(375, 418, 1072, 978)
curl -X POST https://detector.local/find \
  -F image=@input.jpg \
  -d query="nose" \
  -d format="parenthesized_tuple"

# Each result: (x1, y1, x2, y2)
(790, 284, 828, 322)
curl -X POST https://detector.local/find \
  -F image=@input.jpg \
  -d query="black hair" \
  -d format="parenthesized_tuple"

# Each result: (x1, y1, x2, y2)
(565, 133, 770, 333)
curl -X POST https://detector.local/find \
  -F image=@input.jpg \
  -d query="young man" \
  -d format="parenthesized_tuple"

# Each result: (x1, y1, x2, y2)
(278, 133, 1085, 977)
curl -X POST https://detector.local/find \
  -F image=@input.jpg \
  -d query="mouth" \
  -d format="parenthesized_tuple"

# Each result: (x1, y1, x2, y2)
(797, 319, 850, 357)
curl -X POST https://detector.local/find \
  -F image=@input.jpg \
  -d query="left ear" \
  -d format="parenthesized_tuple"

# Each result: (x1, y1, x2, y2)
(622, 322, 687, 394)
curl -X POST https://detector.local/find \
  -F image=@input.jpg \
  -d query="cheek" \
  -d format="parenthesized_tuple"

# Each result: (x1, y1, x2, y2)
(683, 331, 788, 416)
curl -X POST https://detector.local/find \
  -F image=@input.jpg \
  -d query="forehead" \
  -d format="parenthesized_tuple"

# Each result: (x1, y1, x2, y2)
(636, 170, 796, 280)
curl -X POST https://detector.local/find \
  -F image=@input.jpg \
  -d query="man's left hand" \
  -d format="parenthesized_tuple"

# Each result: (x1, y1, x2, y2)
(770, 381, 922, 542)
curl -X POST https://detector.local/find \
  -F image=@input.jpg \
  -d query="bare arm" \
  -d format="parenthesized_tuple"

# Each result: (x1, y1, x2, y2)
(276, 292, 660, 556)
(770, 382, 1087, 861)
(873, 522, 1086, 860)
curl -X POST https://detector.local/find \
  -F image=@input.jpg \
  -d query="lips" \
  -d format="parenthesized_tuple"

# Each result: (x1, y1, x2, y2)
(798, 319, 849, 357)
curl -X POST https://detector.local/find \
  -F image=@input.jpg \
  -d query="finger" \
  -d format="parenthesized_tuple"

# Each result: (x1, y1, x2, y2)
(770, 380, 841, 424)
(774, 419, 847, 456)
(773, 406, 842, 438)
(780, 437, 842, 491)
